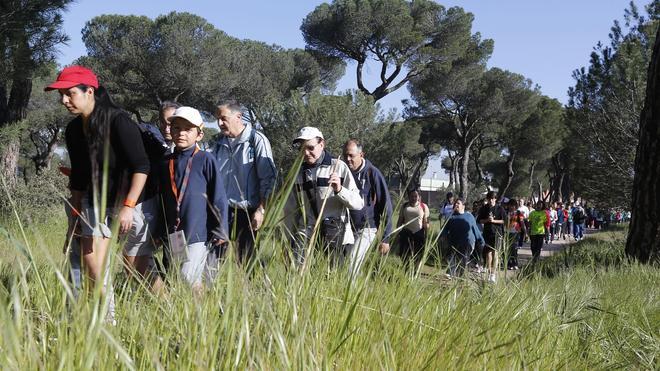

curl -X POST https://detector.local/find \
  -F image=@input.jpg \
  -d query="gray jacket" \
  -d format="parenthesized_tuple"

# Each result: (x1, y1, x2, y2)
(213, 123, 277, 210)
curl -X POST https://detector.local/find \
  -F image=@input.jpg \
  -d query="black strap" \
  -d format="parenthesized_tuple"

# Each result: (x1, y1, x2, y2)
(303, 175, 320, 218)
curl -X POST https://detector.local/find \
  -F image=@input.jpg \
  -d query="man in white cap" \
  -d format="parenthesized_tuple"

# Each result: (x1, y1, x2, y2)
(284, 127, 364, 267)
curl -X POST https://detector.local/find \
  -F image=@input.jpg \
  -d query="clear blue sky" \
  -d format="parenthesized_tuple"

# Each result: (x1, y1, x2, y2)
(57, 0, 643, 178)
(58, 0, 642, 109)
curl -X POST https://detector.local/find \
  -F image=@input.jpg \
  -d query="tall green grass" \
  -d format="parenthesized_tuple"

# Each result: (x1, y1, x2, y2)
(0, 214, 658, 369)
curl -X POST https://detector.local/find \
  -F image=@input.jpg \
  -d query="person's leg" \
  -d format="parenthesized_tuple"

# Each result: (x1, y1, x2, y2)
(447, 243, 459, 277)
(349, 228, 376, 277)
(68, 238, 83, 300)
(180, 242, 210, 295)
(122, 200, 163, 291)
(530, 235, 542, 262)
(508, 233, 517, 269)
(399, 229, 412, 264)
(412, 229, 427, 268)
(235, 209, 257, 265)
(459, 243, 474, 277)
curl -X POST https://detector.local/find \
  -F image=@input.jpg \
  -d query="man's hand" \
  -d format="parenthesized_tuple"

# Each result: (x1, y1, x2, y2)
(329, 172, 342, 193)
(251, 208, 265, 231)
(118, 206, 134, 234)
(378, 242, 390, 255)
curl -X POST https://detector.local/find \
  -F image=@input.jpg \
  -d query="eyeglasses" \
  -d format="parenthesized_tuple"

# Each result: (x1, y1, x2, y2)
(295, 141, 321, 152)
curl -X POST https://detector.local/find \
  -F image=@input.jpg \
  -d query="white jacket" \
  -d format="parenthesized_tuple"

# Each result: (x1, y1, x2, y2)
(284, 151, 364, 245)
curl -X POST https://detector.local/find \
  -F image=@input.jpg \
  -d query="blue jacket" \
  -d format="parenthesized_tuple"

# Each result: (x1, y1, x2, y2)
(348, 159, 393, 242)
(159, 146, 229, 244)
(213, 124, 277, 210)
(441, 212, 485, 248)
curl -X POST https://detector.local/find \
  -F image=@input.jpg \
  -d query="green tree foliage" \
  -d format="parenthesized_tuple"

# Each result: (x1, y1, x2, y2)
(301, 0, 483, 101)
(0, 0, 71, 124)
(409, 64, 541, 200)
(567, 1, 660, 208)
(263, 90, 381, 172)
(0, 0, 71, 186)
(493, 96, 565, 200)
(79, 13, 234, 118)
(80, 12, 344, 122)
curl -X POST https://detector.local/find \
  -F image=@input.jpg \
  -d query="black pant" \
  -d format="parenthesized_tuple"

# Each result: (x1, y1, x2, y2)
(530, 235, 544, 260)
(399, 229, 426, 264)
(229, 208, 257, 264)
(507, 232, 519, 268)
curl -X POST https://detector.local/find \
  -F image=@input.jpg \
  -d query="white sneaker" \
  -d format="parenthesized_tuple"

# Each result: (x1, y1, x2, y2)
(488, 274, 496, 283)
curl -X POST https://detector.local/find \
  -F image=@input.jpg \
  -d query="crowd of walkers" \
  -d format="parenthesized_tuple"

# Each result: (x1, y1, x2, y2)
(48, 66, 628, 325)
(50, 66, 399, 324)
(437, 190, 630, 282)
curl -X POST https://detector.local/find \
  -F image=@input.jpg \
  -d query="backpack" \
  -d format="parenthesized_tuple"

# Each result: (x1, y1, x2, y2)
(557, 209, 565, 223)
(137, 122, 168, 162)
(573, 208, 585, 223)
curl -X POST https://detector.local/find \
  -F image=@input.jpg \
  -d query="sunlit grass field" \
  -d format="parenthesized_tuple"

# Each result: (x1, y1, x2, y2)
(0, 210, 658, 369)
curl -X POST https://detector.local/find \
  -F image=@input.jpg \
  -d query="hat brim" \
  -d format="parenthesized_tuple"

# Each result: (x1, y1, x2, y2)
(44, 80, 82, 92)
(293, 135, 323, 144)
(168, 115, 204, 128)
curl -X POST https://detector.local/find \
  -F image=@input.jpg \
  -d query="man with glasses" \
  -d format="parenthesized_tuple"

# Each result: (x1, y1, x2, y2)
(212, 99, 277, 264)
(284, 127, 363, 267)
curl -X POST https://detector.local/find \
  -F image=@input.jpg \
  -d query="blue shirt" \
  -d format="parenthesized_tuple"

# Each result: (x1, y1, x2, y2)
(159, 146, 229, 244)
(348, 159, 393, 241)
(441, 212, 485, 247)
(213, 124, 277, 210)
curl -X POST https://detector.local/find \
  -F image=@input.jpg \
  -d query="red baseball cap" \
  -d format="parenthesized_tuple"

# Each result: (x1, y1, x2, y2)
(44, 65, 99, 91)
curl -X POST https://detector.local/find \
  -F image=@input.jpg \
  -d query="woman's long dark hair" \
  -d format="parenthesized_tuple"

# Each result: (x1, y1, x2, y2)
(76, 84, 126, 206)
(75, 84, 123, 151)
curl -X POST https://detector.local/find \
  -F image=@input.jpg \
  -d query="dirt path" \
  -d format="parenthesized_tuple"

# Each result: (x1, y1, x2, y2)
(516, 228, 597, 265)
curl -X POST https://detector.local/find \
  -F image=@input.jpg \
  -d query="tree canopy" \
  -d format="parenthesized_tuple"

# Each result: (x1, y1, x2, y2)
(302, 0, 486, 102)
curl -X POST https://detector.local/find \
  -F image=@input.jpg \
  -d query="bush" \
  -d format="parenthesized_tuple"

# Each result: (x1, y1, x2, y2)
(535, 229, 628, 278)
(0, 165, 69, 223)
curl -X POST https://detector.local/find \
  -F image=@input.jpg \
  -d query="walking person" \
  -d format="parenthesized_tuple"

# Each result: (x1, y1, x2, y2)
(565, 204, 573, 239)
(506, 199, 525, 270)
(158, 107, 229, 294)
(283, 127, 363, 267)
(477, 191, 506, 283)
(47, 65, 151, 324)
(528, 200, 548, 263)
(572, 202, 587, 241)
(397, 189, 430, 268)
(342, 139, 393, 277)
(213, 100, 277, 265)
(441, 198, 485, 278)
(440, 192, 455, 221)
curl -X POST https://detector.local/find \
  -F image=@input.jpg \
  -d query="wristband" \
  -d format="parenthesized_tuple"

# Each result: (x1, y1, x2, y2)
(123, 198, 137, 208)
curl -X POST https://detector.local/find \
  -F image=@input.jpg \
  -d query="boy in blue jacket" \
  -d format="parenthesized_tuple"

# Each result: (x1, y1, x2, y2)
(441, 198, 485, 278)
(160, 107, 228, 292)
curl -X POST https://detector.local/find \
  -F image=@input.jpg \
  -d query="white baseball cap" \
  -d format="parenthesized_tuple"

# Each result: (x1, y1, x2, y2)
(168, 106, 204, 128)
(293, 126, 324, 143)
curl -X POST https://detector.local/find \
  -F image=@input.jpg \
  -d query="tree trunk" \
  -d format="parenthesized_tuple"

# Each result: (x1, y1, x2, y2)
(0, 140, 20, 188)
(459, 145, 471, 201)
(625, 26, 660, 263)
(0, 81, 9, 125)
(498, 151, 516, 199)
(447, 151, 455, 190)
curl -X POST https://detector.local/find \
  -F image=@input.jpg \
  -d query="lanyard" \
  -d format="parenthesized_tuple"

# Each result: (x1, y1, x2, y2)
(169, 146, 199, 228)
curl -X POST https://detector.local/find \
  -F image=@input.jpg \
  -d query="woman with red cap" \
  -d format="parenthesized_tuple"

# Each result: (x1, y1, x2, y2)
(46, 66, 150, 322)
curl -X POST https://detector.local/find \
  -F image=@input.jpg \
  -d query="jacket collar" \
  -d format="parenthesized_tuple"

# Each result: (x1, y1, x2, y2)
(303, 150, 333, 170)
(218, 123, 251, 146)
